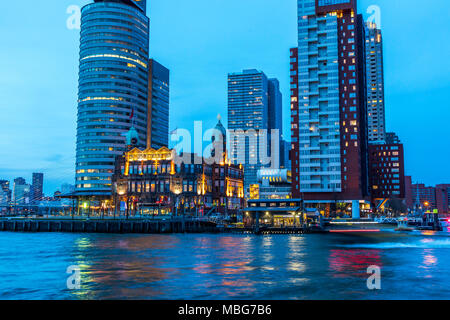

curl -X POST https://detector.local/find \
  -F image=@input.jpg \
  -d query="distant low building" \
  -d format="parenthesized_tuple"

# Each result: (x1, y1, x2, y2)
(436, 184, 450, 214)
(405, 180, 450, 214)
(407, 182, 437, 211)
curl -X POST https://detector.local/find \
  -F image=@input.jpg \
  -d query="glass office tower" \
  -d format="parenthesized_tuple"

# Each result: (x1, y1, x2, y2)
(147, 59, 170, 149)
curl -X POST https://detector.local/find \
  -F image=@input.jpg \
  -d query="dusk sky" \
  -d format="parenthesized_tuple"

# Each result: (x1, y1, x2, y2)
(0, 0, 448, 194)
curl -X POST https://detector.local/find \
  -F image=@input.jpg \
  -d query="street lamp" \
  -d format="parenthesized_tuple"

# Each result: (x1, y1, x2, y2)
(171, 178, 183, 218)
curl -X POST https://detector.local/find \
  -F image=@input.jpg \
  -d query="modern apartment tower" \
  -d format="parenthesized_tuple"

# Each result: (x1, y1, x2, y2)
(365, 22, 386, 144)
(291, 0, 369, 205)
(228, 70, 282, 192)
(75, 0, 149, 195)
(147, 59, 170, 149)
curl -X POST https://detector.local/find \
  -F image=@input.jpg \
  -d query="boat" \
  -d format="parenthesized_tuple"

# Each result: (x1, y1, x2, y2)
(395, 219, 413, 232)
(439, 218, 450, 229)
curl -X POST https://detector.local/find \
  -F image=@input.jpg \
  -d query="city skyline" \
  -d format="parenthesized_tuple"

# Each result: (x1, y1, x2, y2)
(0, 0, 449, 194)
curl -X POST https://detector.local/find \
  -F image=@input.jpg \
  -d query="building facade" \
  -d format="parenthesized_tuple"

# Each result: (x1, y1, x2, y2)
(386, 132, 401, 144)
(112, 147, 245, 217)
(365, 22, 386, 144)
(405, 182, 437, 211)
(12, 177, 30, 205)
(268, 78, 283, 141)
(228, 69, 268, 192)
(75, 0, 150, 195)
(228, 69, 282, 193)
(291, 0, 369, 203)
(405, 179, 450, 214)
(436, 184, 450, 214)
(147, 59, 170, 149)
(0, 180, 11, 205)
(31, 173, 44, 204)
(368, 143, 405, 200)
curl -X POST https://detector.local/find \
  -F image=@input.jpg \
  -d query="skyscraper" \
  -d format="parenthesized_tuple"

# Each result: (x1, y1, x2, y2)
(12, 177, 30, 205)
(291, 0, 369, 205)
(228, 69, 282, 192)
(75, 0, 150, 195)
(365, 22, 386, 144)
(147, 59, 170, 149)
(31, 173, 44, 203)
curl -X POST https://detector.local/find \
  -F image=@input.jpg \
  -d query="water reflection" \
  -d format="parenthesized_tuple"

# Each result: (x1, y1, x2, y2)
(329, 249, 382, 278)
(2, 232, 450, 299)
(69, 235, 182, 299)
(419, 249, 438, 279)
(287, 236, 306, 273)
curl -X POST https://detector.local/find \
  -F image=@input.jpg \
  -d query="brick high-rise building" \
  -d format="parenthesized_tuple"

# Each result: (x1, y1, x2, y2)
(368, 144, 405, 200)
(291, 0, 369, 210)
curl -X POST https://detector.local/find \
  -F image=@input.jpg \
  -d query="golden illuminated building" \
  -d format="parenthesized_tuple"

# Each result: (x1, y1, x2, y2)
(112, 147, 245, 218)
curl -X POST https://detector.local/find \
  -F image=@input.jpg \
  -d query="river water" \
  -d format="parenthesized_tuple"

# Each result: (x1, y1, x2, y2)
(0, 230, 449, 300)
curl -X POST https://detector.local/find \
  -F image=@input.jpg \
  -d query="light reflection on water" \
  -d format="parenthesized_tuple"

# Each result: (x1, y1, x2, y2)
(1, 231, 450, 299)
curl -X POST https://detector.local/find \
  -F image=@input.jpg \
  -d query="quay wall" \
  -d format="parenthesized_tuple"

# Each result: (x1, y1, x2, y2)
(0, 219, 219, 234)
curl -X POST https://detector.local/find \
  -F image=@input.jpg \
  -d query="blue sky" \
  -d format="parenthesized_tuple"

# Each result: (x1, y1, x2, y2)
(0, 0, 448, 194)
